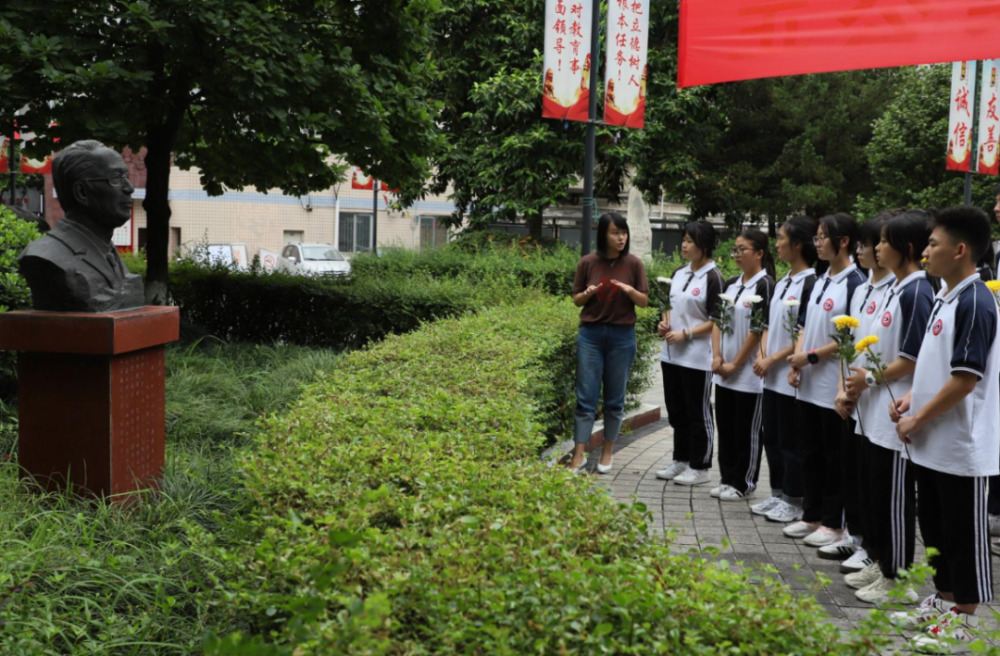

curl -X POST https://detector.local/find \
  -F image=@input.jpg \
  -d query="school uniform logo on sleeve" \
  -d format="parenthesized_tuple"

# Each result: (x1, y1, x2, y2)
(866, 301, 877, 315)
(692, 287, 701, 297)
(881, 311, 892, 327)
(822, 298, 834, 311)
(932, 319, 944, 336)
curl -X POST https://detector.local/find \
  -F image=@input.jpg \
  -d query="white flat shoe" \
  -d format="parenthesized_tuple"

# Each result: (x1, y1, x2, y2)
(596, 457, 613, 474)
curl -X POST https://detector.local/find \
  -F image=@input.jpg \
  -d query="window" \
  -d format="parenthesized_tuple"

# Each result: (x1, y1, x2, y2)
(281, 245, 299, 259)
(420, 216, 448, 250)
(301, 246, 345, 261)
(339, 213, 373, 253)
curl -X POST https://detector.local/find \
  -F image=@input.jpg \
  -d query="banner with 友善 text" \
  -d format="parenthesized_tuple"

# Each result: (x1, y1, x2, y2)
(679, 0, 1000, 88)
(603, 0, 649, 129)
(978, 59, 1000, 176)
(947, 61, 977, 173)
(542, 0, 594, 122)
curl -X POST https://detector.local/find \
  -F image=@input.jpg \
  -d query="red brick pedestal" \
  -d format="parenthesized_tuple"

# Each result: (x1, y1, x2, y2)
(0, 306, 180, 499)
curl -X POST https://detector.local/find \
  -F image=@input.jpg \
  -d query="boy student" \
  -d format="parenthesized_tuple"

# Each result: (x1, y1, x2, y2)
(890, 206, 1000, 653)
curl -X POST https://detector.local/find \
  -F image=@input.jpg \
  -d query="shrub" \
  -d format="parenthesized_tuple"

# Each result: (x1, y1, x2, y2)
(0, 208, 43, 399)
(200, 297, 871, 655)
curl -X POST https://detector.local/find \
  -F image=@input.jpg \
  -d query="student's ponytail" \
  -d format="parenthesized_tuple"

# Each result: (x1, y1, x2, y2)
(781, 215, 822, 274)
(740, 228, 776, 280)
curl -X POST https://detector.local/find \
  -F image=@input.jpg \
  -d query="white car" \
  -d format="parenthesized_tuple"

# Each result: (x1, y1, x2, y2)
(279, 243, 352, 277)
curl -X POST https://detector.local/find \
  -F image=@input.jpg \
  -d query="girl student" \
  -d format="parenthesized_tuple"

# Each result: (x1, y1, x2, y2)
(841, 211, 934, 604)
(710, 229, 776, 501)
(784, 213, 867, 547)
(823, 213, 897, 571)
(751, 216, 819, 523)
(569, 213, 649, 474)
(655, 220, 726, 486)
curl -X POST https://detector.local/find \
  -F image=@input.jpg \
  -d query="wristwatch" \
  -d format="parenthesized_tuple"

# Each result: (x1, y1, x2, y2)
(807, 350, 819, 365)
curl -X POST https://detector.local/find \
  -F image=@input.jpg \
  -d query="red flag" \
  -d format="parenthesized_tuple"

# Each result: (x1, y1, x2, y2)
(679, 0, 1000, 88)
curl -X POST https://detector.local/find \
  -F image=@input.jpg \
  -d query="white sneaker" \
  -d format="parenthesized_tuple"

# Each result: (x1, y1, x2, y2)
(709, 484, 732, 498)
(891, 594, 956, 631)
(845, 561, 882, 590)
(720, 486, 755, 501)
(818, 532, 858, 560)
(840, 548, 873, 573)
(854, 574, 919, 605)
(803, 526, 844, 547)
(782, 520, 820, 538)
(656, 461, 689, 481)
(990, 514, 1000, 537)
(750, 496, 782, 516)
(767, 500, 804, 523)
(911, 609, 980, 654)
(673, 468, 711, 486)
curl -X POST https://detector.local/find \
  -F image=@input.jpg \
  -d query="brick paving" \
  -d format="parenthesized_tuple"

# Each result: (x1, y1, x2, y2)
(583, 357, 1000, 641)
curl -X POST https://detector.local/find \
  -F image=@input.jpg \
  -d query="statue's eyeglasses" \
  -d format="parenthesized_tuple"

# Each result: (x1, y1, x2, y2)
(80, 172, 130, 187)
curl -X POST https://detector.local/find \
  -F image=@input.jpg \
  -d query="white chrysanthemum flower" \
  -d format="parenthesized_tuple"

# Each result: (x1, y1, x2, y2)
(656, 277, 672, 285)
(718, 293, 736, 304)
(782, 299, 801, 307)
(744, 294, 763, 304)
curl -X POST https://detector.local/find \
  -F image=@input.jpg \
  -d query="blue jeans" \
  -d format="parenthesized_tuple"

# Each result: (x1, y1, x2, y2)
(574, 323, 637, 445)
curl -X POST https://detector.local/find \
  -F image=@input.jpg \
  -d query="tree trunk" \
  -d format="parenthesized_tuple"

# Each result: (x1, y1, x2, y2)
(142, 130, 173, 305)
(768, 215, 776, 238)
(527, 213, 543, 241)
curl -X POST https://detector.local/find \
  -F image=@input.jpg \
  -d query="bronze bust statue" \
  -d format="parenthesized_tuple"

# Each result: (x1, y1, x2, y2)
(19, 140, 144, 312)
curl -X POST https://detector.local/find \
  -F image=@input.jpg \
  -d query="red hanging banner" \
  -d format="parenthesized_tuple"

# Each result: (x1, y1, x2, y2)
(679, 0, 1000, 88)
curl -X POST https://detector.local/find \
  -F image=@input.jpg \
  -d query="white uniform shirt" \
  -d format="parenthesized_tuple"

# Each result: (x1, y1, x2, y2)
(858, 271, 935, 451)
(906, 274, 1000, 477)
(797, 264, 867, 410)
(660, 261, 725, 372)
(763, 268, 816, 396)
(714, 269, 775, 394)
(848, 271, 896, 422)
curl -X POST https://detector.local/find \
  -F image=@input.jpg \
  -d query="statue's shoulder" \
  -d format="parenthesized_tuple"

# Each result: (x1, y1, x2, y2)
(20, 223, 81, 263)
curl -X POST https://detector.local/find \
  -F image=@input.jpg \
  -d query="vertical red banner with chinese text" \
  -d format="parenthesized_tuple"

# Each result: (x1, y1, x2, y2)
(947, 61, 977, 173)
(542, 0, 594, 122)
(679, 0, 1000, 89)
(977, 59, 1000, 176)
(603, 0, 649, 128)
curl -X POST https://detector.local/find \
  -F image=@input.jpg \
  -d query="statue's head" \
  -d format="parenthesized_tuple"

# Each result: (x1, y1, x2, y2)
(52, 141, 134, 230)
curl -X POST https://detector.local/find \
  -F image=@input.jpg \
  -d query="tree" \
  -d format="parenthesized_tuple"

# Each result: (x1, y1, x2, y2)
(429, 0, 627, 240)
(858, 64, 997, 219)
(0, 0, 443, 303)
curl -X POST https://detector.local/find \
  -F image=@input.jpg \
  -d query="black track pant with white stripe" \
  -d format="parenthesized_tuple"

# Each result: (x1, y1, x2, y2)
(914, 464, 993, 605)
(796, 401, 844, 529)
(865, 441, 915, 580)
(662, 362, 714, 471)
(715, 386, 763, 495)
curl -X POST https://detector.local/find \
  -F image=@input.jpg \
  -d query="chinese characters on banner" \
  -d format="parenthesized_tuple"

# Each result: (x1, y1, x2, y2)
(541, 0, 593, 122)
(946, 61, 977, 173)
(977, 60, 1000, 176)
(603, 0, 649, 128)
(0, 135, 53, 174)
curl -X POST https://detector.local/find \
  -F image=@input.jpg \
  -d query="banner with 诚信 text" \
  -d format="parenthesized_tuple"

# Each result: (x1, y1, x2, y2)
(679, 0, 1000, 88)
(947, 61, 977, 173)
(542, 0, 594, 122)
(978, 59, 1000, 176)
(603, 0, 649, 129)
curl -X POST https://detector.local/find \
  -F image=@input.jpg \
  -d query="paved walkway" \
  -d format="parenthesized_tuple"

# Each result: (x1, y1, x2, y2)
(587, 358, 1000, 639)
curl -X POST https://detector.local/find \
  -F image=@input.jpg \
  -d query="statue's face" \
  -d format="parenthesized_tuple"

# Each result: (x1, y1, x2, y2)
(74, 148, 134, 229)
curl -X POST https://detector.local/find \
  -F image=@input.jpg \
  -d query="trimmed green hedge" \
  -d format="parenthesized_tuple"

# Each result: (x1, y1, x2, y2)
(168, 264, 478, 351)
(199, 297, 867, 655)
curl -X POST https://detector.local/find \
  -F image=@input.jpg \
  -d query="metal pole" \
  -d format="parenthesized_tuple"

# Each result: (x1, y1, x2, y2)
(966, 61, 981, 206)
(372, 177, 379, 255)
(581, 0, 602, 256)
(7, 123, 16, 209)
(965, 171, 974, 206)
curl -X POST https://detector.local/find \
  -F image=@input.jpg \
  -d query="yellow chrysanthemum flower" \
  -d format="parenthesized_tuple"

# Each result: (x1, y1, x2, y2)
(832, 315, 860, 331)
(987, 280, 1000, 295)
(855, 335, 879, 353)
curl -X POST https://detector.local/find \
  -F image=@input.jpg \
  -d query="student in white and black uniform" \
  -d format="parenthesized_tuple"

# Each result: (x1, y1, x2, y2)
(752, 216, 819, 523)
(988, 186, 1000, 552)
(656, 220, 725, 486)
(710, 229, 775, 501)
(889, 207, 1000, 652)
(840, 211, 934, 603)
(822, 213, 896, 570)
(783, 214, 866, 548)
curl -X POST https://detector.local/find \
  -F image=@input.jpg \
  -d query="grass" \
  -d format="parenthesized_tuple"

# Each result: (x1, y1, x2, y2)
(0, 340, 341, 655)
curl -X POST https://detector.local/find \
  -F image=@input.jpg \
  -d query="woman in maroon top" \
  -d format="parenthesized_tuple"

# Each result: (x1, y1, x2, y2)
(569, 213, 650, 474)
